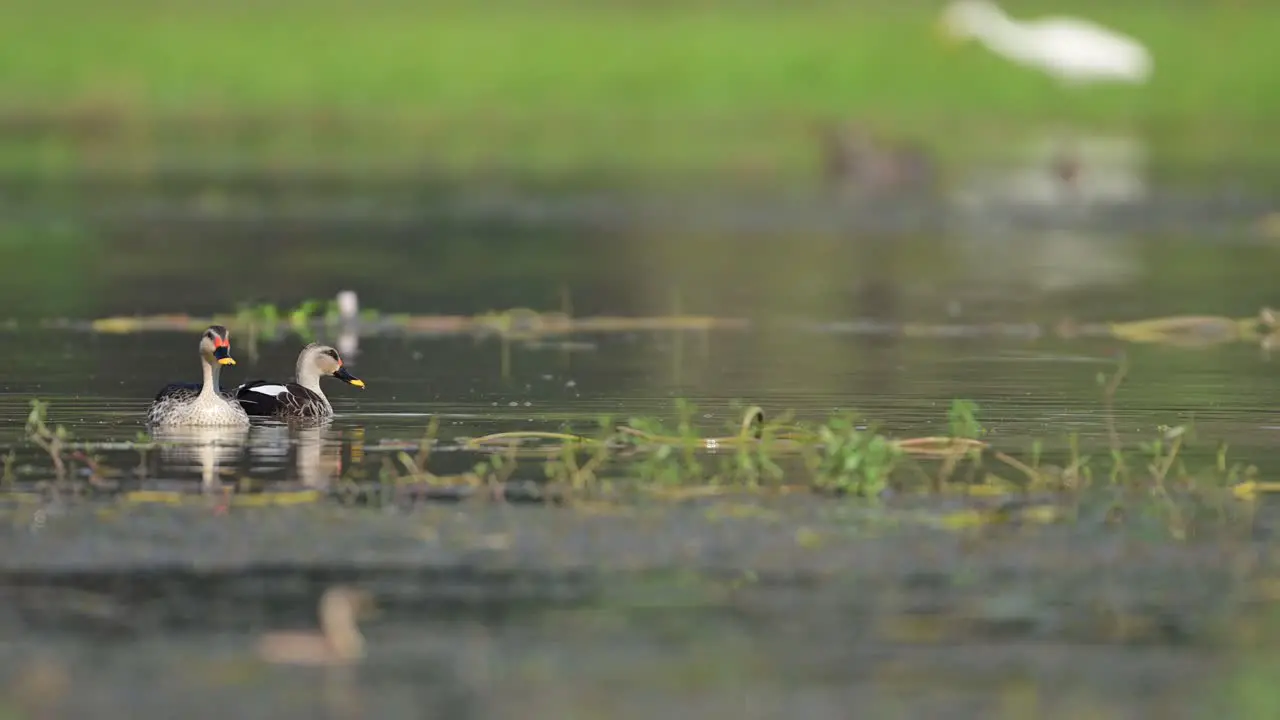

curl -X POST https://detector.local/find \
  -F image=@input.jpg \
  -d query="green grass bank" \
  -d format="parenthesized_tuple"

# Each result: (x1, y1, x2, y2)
(3, 0, 1279, 177)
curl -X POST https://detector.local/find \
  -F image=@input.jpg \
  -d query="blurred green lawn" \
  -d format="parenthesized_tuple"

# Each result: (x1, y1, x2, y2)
(2, 0, 1278, 176)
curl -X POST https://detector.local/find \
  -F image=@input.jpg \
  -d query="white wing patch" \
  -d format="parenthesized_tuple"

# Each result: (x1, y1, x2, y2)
(249, 384, 289, 398)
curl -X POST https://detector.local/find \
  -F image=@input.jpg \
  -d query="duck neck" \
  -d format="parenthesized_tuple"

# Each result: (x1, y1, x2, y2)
(321, 596, 365, 659)
(199, 356, 222, 399)
(296, 354, 325, 395)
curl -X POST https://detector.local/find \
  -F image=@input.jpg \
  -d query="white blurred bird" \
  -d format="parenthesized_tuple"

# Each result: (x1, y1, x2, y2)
(939, 0, 1152, 85)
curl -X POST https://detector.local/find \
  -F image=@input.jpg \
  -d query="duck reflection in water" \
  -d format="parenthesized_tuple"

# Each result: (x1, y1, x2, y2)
(256, 586, 376, 666)
(246, 422, 345, 490)
(150, 425, 249, 492)
(334, 289, 360, 360)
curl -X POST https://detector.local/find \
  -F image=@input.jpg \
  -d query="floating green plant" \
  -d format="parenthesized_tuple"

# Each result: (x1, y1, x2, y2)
(801, 414, 901, 496)
(234, 296, 369, 341)
(25, 399, 71, 480)
(73, 307, 1280, 357)
(5, 361, 1280, 543)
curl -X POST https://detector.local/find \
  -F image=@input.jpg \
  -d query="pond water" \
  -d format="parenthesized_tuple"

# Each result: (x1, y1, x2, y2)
(1, 164, 1280, 718)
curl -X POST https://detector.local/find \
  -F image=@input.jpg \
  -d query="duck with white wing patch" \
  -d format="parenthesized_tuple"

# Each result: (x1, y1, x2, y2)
(234, 343, 365, 420)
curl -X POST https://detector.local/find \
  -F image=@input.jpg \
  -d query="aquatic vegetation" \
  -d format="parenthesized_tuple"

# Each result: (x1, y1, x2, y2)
(19, 400, 140, 489)
(802, 414, 901, 496)
(11, 389, 1280, 718)
(85, 306, 745, 340)
(3, 352, 1276, 542)
(947, 399, 984, 440)
(72, 306, 1280, 355)
(108, 435, 1280, 540)
(235, 297, 373, 341)
(287, 386, 1275, 541)
(25, 400, 72, 480)
(1060, 312, 1268, 347)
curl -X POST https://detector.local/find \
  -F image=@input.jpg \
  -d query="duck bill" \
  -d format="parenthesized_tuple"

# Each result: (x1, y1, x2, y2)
(333, 366, 365, 388)
(214, 345, 236, 366)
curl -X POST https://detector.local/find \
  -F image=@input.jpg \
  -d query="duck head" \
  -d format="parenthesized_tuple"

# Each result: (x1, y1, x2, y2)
(309, 345, 365, 388)
(200, 325, 236, 366)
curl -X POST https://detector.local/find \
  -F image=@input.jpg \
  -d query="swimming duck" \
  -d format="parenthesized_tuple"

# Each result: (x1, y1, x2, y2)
(255, 585, 375, 666)
(146, 326, 250, 428)
(234, 343, 365, 420)
(817, 122, 936, 198)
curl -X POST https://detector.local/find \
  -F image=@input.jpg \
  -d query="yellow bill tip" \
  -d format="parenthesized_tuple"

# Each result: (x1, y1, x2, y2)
(218, 357, 237, 366)
(349, 378, 366, 388)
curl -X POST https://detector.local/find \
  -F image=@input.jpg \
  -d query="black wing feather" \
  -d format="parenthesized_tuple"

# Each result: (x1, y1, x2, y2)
(153, 382, 238, 403)
(152, 382, 202, 403)
(235, 380, 329, 419)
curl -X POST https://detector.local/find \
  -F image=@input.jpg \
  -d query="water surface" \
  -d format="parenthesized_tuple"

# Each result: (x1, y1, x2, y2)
(2, 167, 1280, 718)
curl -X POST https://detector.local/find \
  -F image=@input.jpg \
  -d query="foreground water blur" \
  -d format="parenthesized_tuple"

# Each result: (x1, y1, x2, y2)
(2, 154, 1280, 717)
